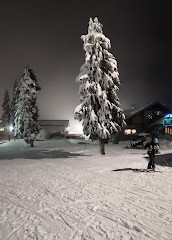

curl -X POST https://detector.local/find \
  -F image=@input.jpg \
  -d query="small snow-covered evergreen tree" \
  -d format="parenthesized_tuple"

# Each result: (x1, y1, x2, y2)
(14, 66, 41, 147)
(75, 17, 126, 155)
(1, 89, 11, 140)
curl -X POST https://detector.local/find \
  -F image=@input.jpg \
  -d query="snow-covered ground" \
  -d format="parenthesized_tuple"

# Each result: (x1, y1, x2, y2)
(0, 138, 172, 240)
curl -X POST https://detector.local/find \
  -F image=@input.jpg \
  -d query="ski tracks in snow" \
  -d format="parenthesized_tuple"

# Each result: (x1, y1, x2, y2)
(0, 152, 172, 240)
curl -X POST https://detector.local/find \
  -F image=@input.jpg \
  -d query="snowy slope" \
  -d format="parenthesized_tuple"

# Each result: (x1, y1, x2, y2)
(0, 139, 172, 240)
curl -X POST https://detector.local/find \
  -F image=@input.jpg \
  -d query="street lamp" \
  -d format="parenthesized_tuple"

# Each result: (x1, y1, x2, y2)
(8, 124, 14, 141)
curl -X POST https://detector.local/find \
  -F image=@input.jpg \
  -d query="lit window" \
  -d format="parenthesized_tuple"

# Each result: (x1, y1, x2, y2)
(0, 128, 4, 132)
(125, 129, 131, 135)
(165, 127, 172, 135)
(131, 129, 136, 134)
(124, 129, 136, 135)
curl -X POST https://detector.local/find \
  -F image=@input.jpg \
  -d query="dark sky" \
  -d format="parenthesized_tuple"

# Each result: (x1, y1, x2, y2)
(0, 0, 172, 125)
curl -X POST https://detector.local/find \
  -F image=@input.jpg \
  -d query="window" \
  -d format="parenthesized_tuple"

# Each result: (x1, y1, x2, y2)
(165, 127, 172, 135)
(0, 128, 4, 132)
(145, 111, 153, 119)
(125, 129, 131, 135)
(125, 129, 136, 135)
(131, 129, 136, 134)
(163, 114, 172, 126)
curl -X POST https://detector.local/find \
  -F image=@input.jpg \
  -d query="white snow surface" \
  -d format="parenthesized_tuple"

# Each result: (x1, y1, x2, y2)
(0, 138, 172, 240)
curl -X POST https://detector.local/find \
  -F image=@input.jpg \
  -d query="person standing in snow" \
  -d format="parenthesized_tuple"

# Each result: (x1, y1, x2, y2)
(145, 138, 159, 171)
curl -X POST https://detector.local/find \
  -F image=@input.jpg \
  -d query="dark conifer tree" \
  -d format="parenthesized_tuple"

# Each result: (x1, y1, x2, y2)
(14, 66, 41, 147)
(1, 89, 11, 140)
(10, 79, 19, 127)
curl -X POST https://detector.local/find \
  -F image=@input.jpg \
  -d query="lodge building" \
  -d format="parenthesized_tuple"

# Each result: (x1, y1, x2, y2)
(123, 101, 171, 139)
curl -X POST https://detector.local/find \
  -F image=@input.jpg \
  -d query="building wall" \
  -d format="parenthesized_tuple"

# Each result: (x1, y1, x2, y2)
(0, 126, 14, 141)
(38, 125, 66, 139)
(37, 120, 69, 139)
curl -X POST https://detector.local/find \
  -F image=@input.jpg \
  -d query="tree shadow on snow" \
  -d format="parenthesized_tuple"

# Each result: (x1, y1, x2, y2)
(0, 148, 91, 160)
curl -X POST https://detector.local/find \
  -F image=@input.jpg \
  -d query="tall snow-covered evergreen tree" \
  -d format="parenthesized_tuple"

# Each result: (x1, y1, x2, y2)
(1, 89, 11, 140)
(14, 66, 41, 147)
(10, 79, 19, 127)
(75, 17, 126, 155)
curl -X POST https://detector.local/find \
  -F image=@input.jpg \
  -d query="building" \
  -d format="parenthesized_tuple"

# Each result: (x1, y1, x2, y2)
(0, 121, 13, 141)
(37, 120, 69, 139)
(123, 101, 170, 140)
(0, 119, 69, 140)
(0, 121, 5, 141)
(149, 113, 172, 139)
(163, 114, 172, 135)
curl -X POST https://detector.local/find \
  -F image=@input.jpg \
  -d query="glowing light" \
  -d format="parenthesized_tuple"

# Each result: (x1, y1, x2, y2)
(131, 129, 136, 134)
(165, 127, 172, 135)
(125, 129, 131, 135)
(9, 125, 14, 132)
(75, 123, 83, 134)
(164, 114, 172, 118)
(124, 129, 136, 135)
(65, 121, 83, 135)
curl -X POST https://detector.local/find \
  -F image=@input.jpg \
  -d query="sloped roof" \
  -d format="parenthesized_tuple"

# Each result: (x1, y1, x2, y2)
(124, 101, 169, 120)
(38, 120, 69, 127)
(124, 108, 139, 118)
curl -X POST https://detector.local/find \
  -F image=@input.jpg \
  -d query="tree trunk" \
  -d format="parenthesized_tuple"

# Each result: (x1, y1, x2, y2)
(30, 139, 34, 147)
(112, 133, 119, 144)
(99, 138, 105, 155)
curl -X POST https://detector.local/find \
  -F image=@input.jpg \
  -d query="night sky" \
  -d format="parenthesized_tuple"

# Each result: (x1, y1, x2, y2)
(0, 0, 171, 126)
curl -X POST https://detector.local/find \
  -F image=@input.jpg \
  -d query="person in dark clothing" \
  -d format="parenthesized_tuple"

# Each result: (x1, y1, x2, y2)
(145, 138, 159, 171)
